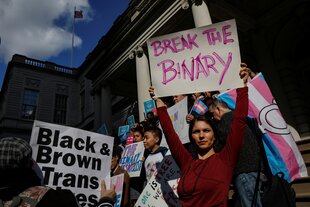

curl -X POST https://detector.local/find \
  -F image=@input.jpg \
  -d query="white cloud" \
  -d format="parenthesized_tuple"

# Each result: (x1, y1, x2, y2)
(0, 0, 91, 62)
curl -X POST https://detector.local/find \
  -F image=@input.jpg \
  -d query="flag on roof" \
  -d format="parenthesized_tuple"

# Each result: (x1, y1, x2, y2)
(217, 72, 308, 183)
(192, 99, 208, 115)
(74, 10, 83, 18)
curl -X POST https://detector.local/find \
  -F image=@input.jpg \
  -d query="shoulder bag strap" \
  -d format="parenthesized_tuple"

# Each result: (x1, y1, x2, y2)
(250, 118, 263, 207)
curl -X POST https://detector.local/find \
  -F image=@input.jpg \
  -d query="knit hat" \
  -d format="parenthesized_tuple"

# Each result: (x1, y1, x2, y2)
(0, 137, 32, 169)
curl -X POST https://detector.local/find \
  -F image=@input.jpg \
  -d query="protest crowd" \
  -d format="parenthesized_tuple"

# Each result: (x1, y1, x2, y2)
(1, 0, 309, 205)
(0, 61, 304, 207)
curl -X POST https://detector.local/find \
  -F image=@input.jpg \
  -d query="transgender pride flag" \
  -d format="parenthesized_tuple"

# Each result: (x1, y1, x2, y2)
(192, 99, 208, 115)
(217, 73, 307, 183)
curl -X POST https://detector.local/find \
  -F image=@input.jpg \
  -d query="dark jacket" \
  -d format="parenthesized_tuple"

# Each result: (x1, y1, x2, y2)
(215, 111, 261, 175)
(0, 168, 79, 207)
(144, 146, 168, 158)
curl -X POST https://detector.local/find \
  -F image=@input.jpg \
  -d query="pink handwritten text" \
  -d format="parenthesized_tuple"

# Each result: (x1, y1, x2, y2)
(202, 24, 234, 46)
(157, 51, 233, 85)
(150, 33, 199, 57)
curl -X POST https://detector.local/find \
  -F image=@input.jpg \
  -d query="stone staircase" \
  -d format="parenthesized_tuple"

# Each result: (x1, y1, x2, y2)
(293, 137, 310, 207)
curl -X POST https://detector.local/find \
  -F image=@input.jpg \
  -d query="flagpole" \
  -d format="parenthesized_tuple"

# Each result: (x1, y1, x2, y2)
(189, 99, 197, 114)
(71, 6, 76, 68)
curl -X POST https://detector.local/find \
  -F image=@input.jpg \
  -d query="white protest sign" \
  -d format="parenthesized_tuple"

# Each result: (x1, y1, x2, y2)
(111, 174, 124, 207)
(147, 19, 243, 97)
(157, 123, 168, 149)
(158, 97, 189, 149)
(30, 120, 114, 207)
(119, 141, 145, 177)
(167, 96, 189, 144)
(135, 155, 181, 207)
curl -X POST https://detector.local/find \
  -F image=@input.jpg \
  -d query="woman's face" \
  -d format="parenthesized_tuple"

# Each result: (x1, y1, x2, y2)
(191, 120, 215, 150)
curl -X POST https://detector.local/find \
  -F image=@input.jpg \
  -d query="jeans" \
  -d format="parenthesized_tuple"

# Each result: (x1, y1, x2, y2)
(235, 172, 263, 207)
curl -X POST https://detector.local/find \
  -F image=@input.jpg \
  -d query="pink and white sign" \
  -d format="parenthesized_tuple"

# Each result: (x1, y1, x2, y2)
(111, 174, 124, 207)
(147, 19, 243, 97)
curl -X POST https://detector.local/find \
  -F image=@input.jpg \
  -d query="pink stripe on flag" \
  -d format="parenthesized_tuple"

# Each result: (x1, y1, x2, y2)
(269, 133, 301, 180)
(249, 98, 301, 180)
(252, 76, 274, 103)
(249, 75, 304, 179)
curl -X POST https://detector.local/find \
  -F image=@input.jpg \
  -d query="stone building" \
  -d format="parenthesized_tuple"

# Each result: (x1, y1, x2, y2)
(0, 0, 309, 140)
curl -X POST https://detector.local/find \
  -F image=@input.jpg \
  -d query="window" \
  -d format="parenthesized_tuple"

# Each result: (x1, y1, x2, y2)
(21, 89, 39, 120)
(54, 94, 68, 124)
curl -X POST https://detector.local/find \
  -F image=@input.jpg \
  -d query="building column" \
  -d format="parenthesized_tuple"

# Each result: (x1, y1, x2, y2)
(191, 0, 212, 27)
(135, 47, 151, 122)
(100, 84, 113, 134)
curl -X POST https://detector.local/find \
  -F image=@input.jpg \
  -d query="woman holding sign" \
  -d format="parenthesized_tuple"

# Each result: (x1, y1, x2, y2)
(148, 64, 249, 207)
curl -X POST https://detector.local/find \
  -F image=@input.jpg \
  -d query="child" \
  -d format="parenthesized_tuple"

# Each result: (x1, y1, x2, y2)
(143, 126, 168, 181)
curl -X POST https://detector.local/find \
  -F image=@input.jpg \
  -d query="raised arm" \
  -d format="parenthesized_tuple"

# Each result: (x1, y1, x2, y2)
(219, 64, 249, 165)
(149, 87, 192, 169)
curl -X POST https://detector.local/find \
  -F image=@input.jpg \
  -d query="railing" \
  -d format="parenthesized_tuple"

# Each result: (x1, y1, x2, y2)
(54, 66, 74, 74)
(18, 55, 75, 75)
(24, 59, 45, 68)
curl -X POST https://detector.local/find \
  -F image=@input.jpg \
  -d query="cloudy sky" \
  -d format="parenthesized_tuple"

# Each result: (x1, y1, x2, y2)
(0, 0, 128, 89)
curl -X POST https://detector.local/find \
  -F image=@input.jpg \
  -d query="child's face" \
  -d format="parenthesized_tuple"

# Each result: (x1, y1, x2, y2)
(133, 131, 143, 142)
(143, 131, 159, 152)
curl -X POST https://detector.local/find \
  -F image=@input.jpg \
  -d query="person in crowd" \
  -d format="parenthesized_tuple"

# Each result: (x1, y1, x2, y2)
(132, 125, 144, 143)
(177, 90, 218, 124)
(191, 92, 204, 102)
(172, 94, 196, 123)
(173, 94, 187, 104)
(110, 145, 130, 207)
(97, 180, 116, 207)
(209, 98, 263, 207)
(203, 90, 219, 106)
(148, 64, 249, 207)
(145, 111, 159, 128)
(143, 126, 168, 182)
(129, 125, 146, 207)
(0, 137, 80, 207)
(186, 91, 212, 123)
(172, 92, 211, 157)
(208, 63, 263, 207)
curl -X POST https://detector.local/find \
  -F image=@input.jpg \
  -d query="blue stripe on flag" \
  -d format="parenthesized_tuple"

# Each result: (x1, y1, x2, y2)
(217, 93, 236, 110)
(258, 73, 265, 81)
(262, 133, 291, 182)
